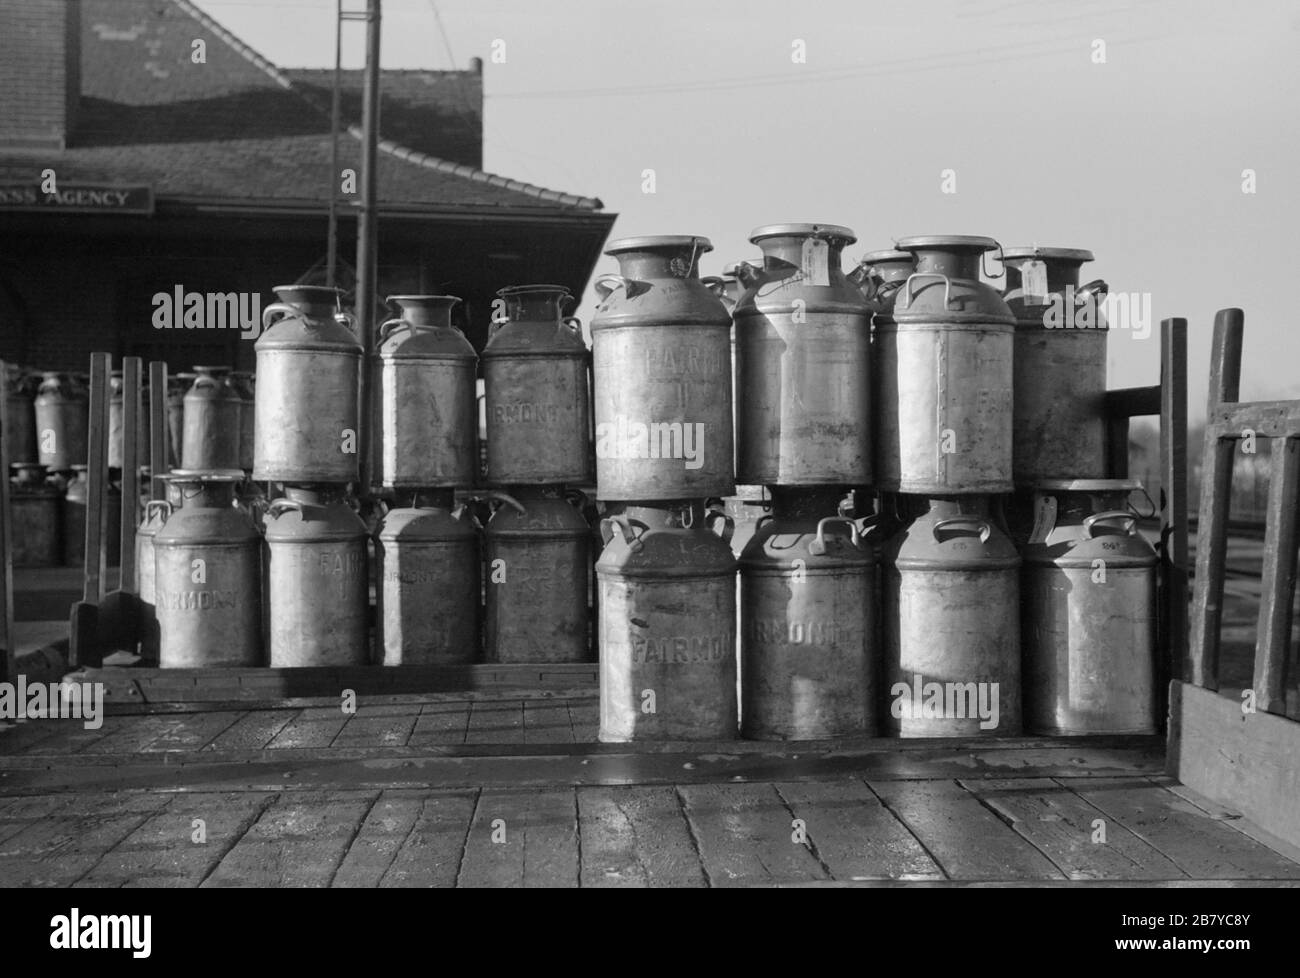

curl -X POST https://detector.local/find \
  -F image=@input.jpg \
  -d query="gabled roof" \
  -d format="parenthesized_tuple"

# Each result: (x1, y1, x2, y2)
(0, 0, 603, 212)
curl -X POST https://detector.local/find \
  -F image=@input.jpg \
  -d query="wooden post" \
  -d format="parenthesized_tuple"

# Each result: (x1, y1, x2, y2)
(149, 361, 168, 501)
(1187, 309, 1243, 690)
(70, 352, 111, 669)
(119, 357, 141, 595)
(1158, 318, 1189, 717)
(1253, 436, 1298, 714)
(0, 360, 15, 685)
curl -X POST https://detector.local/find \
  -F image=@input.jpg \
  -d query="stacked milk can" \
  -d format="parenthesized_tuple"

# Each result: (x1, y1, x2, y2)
(480, 285, 594, 664)
(1003, 247, 1157, 736)
(372, 293, 479, 666)
(592, 236, 738, 741)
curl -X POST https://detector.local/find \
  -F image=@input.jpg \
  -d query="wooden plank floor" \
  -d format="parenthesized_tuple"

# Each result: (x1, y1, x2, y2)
(2, 695, 1299, 886)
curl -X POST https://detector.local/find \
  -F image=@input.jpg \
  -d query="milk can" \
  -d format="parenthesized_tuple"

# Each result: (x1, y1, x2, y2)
(107, 370, 151, 471)
(875, 236, 1015, 493)
(180, 367, 241, 471)
(733, 224, 872, 486)
(254, 285, 361, 484)
(596, 500, 737, 741)
(375, 489, 479, 665)
(34, 371, 88, 471)
(167, 374, 190, 469)
(134, 498, 175, 663)
(229, 372, 256, 472)
(1021, 479, 1156, 735)
(1004, 247, 1109, 484)
(375, 295, 477, 489)
(62, 464, 121, 567)
(4, 365, 36, 465)
(154, 472, 262, 668)
(483, 285, 592, 486)
(883, 495, 1021, 736)
(739, 486, 877, 740)
(8, 463, 61, 566)
(591, 236, 734, 499)
(484, 486, 591, 663)
(264, 485, 369, 667)
(851, 249, 915, 316)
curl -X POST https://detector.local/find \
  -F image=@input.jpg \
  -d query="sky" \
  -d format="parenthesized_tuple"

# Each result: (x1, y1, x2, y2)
(195, 0, 1300, 422)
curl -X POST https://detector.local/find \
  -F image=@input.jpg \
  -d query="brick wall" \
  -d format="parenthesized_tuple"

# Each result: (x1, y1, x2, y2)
(0, 0, 81, 149)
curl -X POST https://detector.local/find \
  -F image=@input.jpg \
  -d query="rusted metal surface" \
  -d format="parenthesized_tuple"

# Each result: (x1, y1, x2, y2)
(592, 236, 734, 499)
(483, 285, 592, 486)
(733, 224, 871, 486)
(596, 500, 737, 741)
(375, 295, 478, 489)
(739, 486, 877, 739)
(484, 487, 590, 663)
(254, 285, 361, 484)
(154, 473, 261, 668)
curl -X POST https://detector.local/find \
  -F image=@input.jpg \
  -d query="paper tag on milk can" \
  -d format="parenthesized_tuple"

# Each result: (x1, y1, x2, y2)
(1019, 259, 1049, 304)
(801, 238, 831, 287)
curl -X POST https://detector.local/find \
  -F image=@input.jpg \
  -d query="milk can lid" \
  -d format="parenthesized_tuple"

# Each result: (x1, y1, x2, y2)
(1003, 246, 1094, 263)
(748, 223, 856, 245)
(604, 234, 712, 255)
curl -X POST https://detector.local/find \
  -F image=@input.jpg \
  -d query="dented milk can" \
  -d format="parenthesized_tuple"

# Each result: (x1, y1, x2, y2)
(1021, 479, 1156, 735)
(883, 496, 1021, 736)
(375, 489, 479, 665)
(154, 472, 262, 668)
(734, 224, 872, 486)
(8, 463, 61, 567)
(591, 236, 734, 499)
(34, 371, 88, 471)
(739, 486, 877, 740)
(484, 486, 591, 663)
(265, 486, 369, 667)
(255, 286, 361, 484)
(180, 366, 240, 471)
(875, 236, 1015, 493)
(376, 295, 478, 488)
(483, 286, 592, 485)
(596, 501, 737, 741)
(1004, 247, 1109, 484)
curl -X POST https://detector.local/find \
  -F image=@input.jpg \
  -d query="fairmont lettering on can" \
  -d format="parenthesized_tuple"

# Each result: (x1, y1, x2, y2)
(158, 589, 238, 611)
(746, 619, 857, 647)
(630, 632, 734, 664)
(0, 182, 154, 215)
(492, 402, 563, 424)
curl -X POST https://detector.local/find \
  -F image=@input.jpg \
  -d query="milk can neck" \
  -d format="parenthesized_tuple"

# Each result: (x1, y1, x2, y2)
(274, 285, 342, 320)
(615, 248, 702, 281)
(500, 287, 569, 323)
(921, 495, 992, 517)
(756, 234, 846, 270)
(393, 296, 459, 329)
(1013, 258, 1084, 293)
(282, 485, 343, 506)
(769, 486, 844, 520)
(914, 250, 981, 280)
(175, 481, 237, 509)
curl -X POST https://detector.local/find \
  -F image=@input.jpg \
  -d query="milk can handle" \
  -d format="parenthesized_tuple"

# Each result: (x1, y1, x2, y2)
(809, 516, 861, 555)
(144, 500, 172, 523)
(1077, 279, 1109, 302)
(1084, 511, 1138, 537)
(932, 517, 991, 543)
(735, 261, 765, 289)
(378, 316, 410, 342)
(700, 275, 726, 297)
(600, 514, 643, 553)
(334, 309, 357, 333)
(562, 316, 583, 335)
(486, 490, 527, 516)
(266, 498, 304, 519)
(260, 302, 297, 331)
(982, 241, 1006, 281)
(847, 262, 873, 297)
(901, 272, 952, 310)
(594, 274, 629, 300)
(705, 509, 734, 544)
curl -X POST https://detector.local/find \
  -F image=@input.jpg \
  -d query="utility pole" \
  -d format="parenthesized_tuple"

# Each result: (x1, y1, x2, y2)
(355, 0, 381, 498)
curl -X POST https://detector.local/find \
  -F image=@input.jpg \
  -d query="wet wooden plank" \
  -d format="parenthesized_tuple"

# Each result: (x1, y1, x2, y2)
(378, 791, 478, 888)
(871, 780, 1064, 881)
(332, 714, 416, 749)
(568, 700, 599, 743)
(0, 792, 172, 887)
(203, 710, 297, 751)
(202, 791, 377, 887)
(466, 700, 524, 744)
(265, 715, 349, 749)
(775, 780, 944, 881)
(139, 711, 243, 752)
(577, 786, 706, 888)
(1074, 777, 1300, 879)
(524, 700, 574, 744)
(457, 788, 578, 888)
(407, 702, 469, 747)
(75, 792, 275, 887)
(677, 782, 828, 887)
(331, 790, 424, 888)
(963, 778, 1184, 880)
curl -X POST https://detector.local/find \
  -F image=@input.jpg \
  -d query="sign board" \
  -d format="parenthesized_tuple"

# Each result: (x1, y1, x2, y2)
(0, 182, 154, 216)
